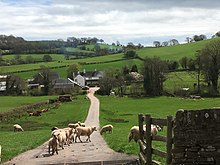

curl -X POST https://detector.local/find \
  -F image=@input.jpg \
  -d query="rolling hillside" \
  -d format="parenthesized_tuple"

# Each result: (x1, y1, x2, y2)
(0, 38, 214, 80)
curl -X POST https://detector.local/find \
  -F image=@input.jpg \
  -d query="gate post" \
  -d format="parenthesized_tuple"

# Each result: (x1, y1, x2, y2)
(145, 114, 152, 165)
(166, 116, 173, 164)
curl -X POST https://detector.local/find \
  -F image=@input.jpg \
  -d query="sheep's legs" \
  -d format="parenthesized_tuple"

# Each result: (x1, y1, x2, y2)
(86, 135, 91, 142)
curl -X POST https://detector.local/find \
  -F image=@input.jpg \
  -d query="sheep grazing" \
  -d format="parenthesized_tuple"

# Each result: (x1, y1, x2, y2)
(48, 134, 59, 155)
(128, 126, 140, 143)
(77, 121, 85, 127)
(68, 123, 79, 129)
(100, 124, 113, 135)
(128, 124, 162, 143)
(75, 126, 96, 143)
(13, 124, 24, 132)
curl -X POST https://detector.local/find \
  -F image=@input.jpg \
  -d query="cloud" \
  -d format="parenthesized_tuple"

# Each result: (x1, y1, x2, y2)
(0, 0, 219, 45)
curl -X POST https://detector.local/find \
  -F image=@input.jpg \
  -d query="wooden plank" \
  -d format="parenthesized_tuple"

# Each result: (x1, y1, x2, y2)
(152, 148, 167, 158)
(138, 140, 146, 154)
(152, 135, 167, 142)
(145, 114, 152, 165)
(166, 115, 173, 165)
(139, 152, 147, 165)
(152, 160, 162, 165)
(151, 118, 167, 126)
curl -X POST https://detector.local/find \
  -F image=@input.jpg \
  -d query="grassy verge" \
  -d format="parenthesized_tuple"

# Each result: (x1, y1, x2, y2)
(98, 95, 220, 163)
(0, 95, 89, 163)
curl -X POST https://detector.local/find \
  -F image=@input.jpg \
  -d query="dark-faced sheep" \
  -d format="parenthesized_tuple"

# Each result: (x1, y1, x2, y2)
(77, 121, 85, 127)
(13, 124, 24, 132)
(100, 124, 113, 135)
(75, 126, 96, 143)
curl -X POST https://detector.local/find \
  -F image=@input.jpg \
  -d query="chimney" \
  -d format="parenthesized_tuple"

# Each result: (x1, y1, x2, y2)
(83, 69, 86, 73)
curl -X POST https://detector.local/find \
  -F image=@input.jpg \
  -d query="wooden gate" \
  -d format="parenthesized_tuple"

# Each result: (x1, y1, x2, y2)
(138, 114, 174, 165)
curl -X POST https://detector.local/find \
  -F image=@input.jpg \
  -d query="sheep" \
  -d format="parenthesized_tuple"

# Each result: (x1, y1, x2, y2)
(48, 134, 59, 155)
(13, 124, 24, 132)
(63, 127, 74, 145)
(77, 121, 85, 127)
(52, 129, 67, 149)
(75, 126, 96, 143)
(68, 123, 79, 129)
(100, 124, 113, 135)
(128, 124, 162, 143)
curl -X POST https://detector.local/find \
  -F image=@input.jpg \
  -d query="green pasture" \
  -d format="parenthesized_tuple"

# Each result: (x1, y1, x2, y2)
(66, 47, 94, 53)
(99, 95, 220, 163)
(0, 96, 55, 113)
(137, 39, 210, 61)
(2, 54, 65, 62)
(0, 95, 89, 163)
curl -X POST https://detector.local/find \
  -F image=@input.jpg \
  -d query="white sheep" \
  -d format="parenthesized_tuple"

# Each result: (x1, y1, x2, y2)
(77, 121, 85, 127)
(75, 126, 96, 143)
(63, 127, 74, 145)
(13, 124, 24, 132)
(52, 129, 67, 149)
(100, 124, 113, 135)
(48, 134, 59, 155)
(128, 124, 161, 143)
(68, 123, 79, 129)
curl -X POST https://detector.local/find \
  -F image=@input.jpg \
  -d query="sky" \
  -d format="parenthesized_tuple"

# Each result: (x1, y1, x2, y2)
(0, 0, 220, 46)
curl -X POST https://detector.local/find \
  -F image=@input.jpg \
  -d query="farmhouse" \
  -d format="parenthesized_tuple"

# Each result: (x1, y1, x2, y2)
(0, 75, 7, 92)
(74, 70, 103, 87)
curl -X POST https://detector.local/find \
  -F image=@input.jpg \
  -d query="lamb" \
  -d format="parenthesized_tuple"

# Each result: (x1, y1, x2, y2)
(100, 124, 113, 135)
(13, 124, 24, 132)
(75, 126, 96, 143)
(52, 129, 67, 149)
(128, 124, 161, 143)
(48, 134, 59, 155)
(77, 121, 85, 127)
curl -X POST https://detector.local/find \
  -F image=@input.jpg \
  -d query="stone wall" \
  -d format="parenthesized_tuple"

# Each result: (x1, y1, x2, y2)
(172, 108, 220, 165)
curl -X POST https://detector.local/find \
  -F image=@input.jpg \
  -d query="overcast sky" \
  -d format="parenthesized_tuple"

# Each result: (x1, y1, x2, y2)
(0, 0, 219, 45)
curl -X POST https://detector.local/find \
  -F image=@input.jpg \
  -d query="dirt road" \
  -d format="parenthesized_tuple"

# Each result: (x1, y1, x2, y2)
(3, 88, 137, 165)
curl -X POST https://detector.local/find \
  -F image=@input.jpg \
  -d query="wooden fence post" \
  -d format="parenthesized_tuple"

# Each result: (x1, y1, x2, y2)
(166, 116, 173, 164)
(145, 114, 152, 165)
(0, 145, 1, 163)
(138, 114, 144, 141)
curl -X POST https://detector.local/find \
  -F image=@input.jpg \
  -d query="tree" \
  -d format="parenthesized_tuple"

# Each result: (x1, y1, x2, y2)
(179, 57, 188, 69)
(124, 50, 137, 59)
(199, 39, 220, 94)
(6, 74, 25, 95)
(37, 66, 52, 95)
(131, 64, 138, 72)
(153, 41, 160, 47)
(43, 54, 52, 62)
(67, 63, 80, 79)
(25, 55, 35, 64)
(142, 57, 168, 96)
(169, 39, 179, 46)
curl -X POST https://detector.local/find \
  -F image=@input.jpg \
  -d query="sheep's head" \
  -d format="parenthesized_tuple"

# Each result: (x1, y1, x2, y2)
(92, 126, 97, 132)
(156, 125, 162, 132)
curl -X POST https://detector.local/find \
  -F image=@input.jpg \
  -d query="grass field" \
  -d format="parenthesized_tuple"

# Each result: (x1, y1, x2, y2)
(137, 39, 210, 61)
(0, 95, 89, 163)
(2, 54, 66, 62)
(98, 95, 220, 163)
(0, 96, 55, 113)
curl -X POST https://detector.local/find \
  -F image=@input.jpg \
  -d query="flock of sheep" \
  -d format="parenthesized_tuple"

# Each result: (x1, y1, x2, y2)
(13, 122, 162, 155)
(13, 122, 114, 155)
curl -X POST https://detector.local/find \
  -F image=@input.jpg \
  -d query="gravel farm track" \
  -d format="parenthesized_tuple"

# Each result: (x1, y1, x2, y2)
(3, 87, 138, 165)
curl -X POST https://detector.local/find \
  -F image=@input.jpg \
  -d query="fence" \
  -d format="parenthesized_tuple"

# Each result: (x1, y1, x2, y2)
(138, 114, 174, 165)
